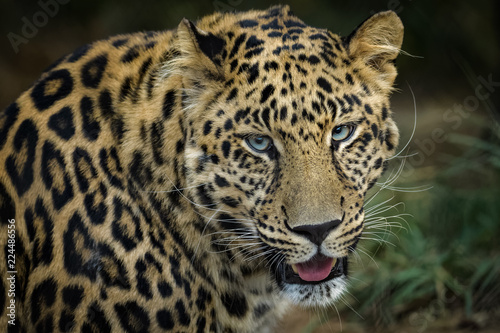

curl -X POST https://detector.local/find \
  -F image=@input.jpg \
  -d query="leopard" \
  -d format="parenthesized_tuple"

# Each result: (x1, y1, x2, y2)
(0, 5, 403, 332)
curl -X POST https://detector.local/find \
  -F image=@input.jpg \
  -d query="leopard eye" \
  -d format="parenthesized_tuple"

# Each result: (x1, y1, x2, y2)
(246, 136, 273, 152)
(332, 125, 354, 142)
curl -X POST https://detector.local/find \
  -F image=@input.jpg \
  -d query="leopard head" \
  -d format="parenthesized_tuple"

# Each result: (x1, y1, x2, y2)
(165, 6, 403, 306)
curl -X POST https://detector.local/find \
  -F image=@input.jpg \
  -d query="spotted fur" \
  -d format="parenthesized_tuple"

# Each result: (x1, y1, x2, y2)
(0, 5, 403, 332)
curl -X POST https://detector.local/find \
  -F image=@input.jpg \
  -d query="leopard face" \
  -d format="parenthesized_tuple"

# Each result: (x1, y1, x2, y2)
(177, 7, 402, 306)
(0, 5, 403, 332)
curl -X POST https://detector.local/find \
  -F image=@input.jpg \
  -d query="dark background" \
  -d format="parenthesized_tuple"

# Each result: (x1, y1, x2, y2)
(1, 1, 499, 332)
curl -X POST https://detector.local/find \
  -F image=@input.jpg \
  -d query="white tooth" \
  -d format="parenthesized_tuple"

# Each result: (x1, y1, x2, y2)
(331, 258, 337, 269)
(291, 264, 298, 274)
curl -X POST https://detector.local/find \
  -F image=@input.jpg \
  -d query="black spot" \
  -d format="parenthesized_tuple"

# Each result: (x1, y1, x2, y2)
(222, 141, 231, 158)
(98, 244, 131, 289)
(119, 76, 133, 101)
(203, 120, 213, 135)
(196, 287, 212, 311)
(239, 20, 258, 28)
(157, 281, 173, 298)
(63, 213, 98, 280)
(218, 213, 244, 231)
(175, 300, 191, 326)
(311, 102, 321, 115)
(264, 61, 279, 71)
(84, 182, 108, 225)
(226, 87, 237, 101)
(291, 43, 305, 50)
(156, 309, 175, 330)
(135, 259, 153, 299)
(176, 139, 184, 154)
(72, 148, 98, 193)
(112, 196, 144, 251)
(221, 196, 239, 208)
(62, 285, 84, 310)
(280, 106, 288, 121)
(41, 141, 74, 210)
(215, 174, 230, 187)
(229, 33, 246, 59)
(115, 301, 150, 333)
(362, 132, 373, 144)
(60, 310, 76, 332)
(234, 108, 250, 123)
(244, 47, 264, 58)
(260, 84, 275, 103)
(261, 107, 271, 130)
(221, 292, 248, 318)
(112, 38, 128, 48)
(317, 77, 332, 93)
(261, 19, 283, 30)
(98, 89, 114, 118)
(374, 157, 383, 169)
(365, 104, 374, 114)
(81, 54, 108, 88)
(0, 102, 20, 150)
(80, 96, 101, 141)
(309, 33, 328, 41)
(371, 123, 379, 138)
(111, 118, 125, 144)
(385, 130, 395, 151)
(196, 317, 207, 333)
(30, 278, 57, 325)
(224, 119, 233, 131)
(163, 90, 176, 119)
(81, 303, 111, 333)
(5, 119, 38, 196)
(24, 199, 54, 267)
(31, 69, 74, 111)
(229, 59, 238, 72)
(99, 148, 124, 189)
(345, 73, 354, 85)
(151, 120, 165, 165)
(121, 45, 141, 63)
(247, 63, 259, 84)
(48, 106, 75, 141)
(245, 35, 264, 49)
(130, 151, 152, 188)
(381, 106, 388, 120)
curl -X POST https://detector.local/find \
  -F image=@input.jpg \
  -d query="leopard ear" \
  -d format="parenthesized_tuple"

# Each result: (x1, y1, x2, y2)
(345, 11, 404, 90)
(176, 19, 226, 80)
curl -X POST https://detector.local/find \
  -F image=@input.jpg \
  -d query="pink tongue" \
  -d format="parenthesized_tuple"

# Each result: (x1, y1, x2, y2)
(295, 256, 334, 282)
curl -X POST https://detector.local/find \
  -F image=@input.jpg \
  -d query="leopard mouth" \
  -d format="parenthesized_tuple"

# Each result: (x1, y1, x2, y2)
(281, 254, 347, 285)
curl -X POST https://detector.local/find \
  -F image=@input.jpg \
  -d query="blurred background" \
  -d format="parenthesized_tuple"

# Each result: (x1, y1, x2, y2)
(1, 0, 499, 332)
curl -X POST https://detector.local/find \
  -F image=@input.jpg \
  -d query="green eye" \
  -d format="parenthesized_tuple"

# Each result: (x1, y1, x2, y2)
(246, 136, 273, 152)
(332, 125, 354, 142)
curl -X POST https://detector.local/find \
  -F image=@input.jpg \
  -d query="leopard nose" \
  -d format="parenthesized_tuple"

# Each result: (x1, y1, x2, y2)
(292, 219, 341, 245)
